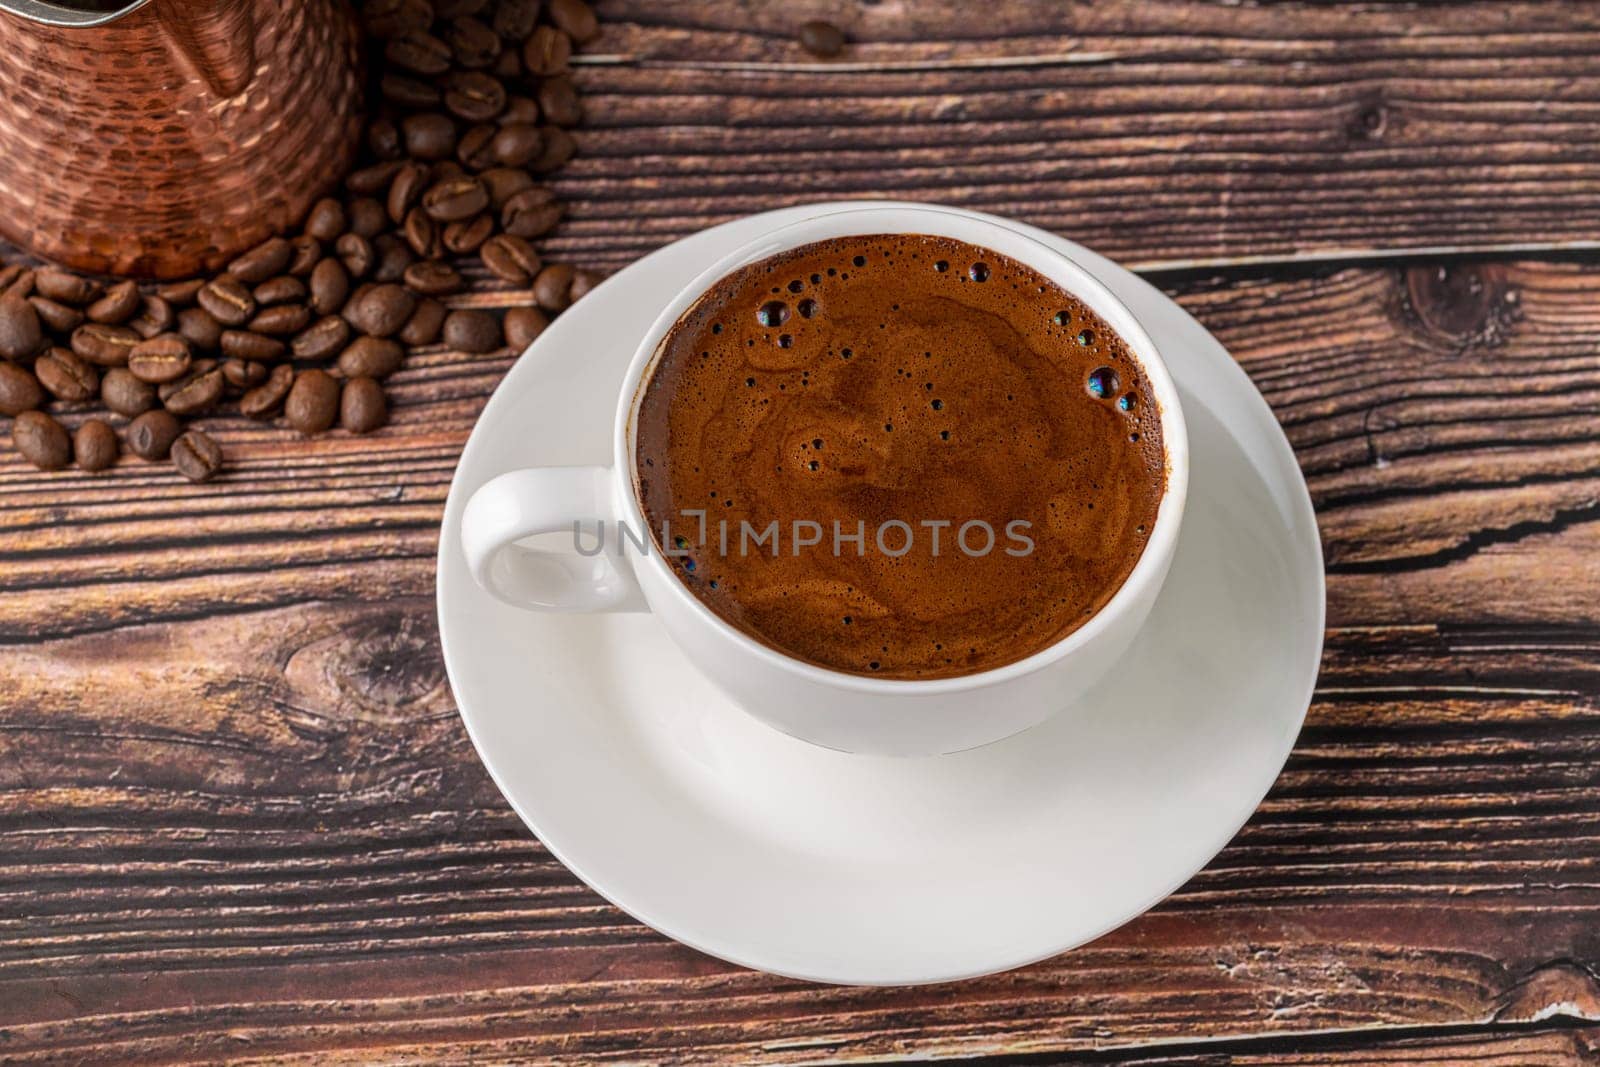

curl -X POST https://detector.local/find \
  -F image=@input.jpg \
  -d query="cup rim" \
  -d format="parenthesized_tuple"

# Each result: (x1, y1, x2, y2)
(615, 204, 1189, 694)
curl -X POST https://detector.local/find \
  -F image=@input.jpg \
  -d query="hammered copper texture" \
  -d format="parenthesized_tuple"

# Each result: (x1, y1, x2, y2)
(0, 0, 363, 278)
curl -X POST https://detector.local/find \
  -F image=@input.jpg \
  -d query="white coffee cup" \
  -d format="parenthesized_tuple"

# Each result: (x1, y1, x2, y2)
(460, 205, 1188, 756)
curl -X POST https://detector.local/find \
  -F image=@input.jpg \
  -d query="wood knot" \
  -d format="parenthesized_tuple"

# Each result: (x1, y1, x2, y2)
(282, 608, 449, 724)
(1347, 100, 1388, 141)
(1400, 262, 1518, 347)
(1494, 960, 1600, 1024)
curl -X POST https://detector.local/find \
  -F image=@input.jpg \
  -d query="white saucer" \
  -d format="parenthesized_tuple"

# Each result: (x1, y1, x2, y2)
(436, 203, 1324, 986)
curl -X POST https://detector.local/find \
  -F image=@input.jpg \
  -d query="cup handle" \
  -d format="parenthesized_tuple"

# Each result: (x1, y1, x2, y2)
(460, 466, 642, 612)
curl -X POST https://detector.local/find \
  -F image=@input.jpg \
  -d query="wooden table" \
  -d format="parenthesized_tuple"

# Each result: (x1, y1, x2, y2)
(5, 1, 1600, 1062)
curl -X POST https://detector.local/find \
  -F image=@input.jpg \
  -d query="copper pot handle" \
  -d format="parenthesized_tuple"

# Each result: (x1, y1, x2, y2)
(154, 0, 254, 98)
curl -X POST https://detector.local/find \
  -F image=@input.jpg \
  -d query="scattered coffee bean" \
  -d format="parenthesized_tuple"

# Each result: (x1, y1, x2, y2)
(494, 0, 540, 40)
(569, 268, 600, 303)
(538, 76, 581, 127)
(444, 70, 506, 123)
(156, 278, 205, 306)
(161, 365, 225, 415)
(502, 186, 562, 237)
(306, 197, 347, 241)
(346, 160, 406, 196)
(382, 71, 443, 109)
(533, 263, 576, 311)
(310, 258, 353, 315)
(101, 367, 157, 416)
(338, 336, 406, 378)
(0, 294, 43, 359)
(74, 419, 118, 472)
(368, 115, 403, 159)
(0, 361, 43, 414)
(86, 280, 142, 324)
(549, 0, 599, 43)
(249, 304, 313, 337)
(228, 237, 293, 283)
(197, 276, 257, 327)
(372, 233, 418, 282)
(492, 44, 522, 79)
(501, 95, 540, 126)
(348, 197, 389, 238)
(254, 276, 307, 306)
(405, 261, 465, 295)
(221, 358, 270, 391)
(221, 330, 288, 362)
(337, 233, 376, 279)
(398, 298, 447, 346)
(364, 0, 434, 39)
(27, 295, 82, 335)
(129, 295, 175, 339)
(127, 409, 184, 460)
(34, 348, 98, 401)
(532, 125, 576, 171)
(480, 233, 542, 284)
(34, 268, 99, 306)
(457, 123, 500, 169)
(387, 161, 431, 223)
(480, 166, 535, 208)
(504, 305, 550, 350)
(442, 308, 503, 353)
(349, 284, 416, 338)
(286, 368, 341, 433)
(403, 112, 458, 159)
(13, 410, 71, 470)
(0, 264, 29, 298)
(492, 123, 543, 167)
(293, 316, 353, 360)
(387, 28, 453, 75)
(423, 176, 490, 222)
(178, 307, 224, 351)
(240, 363, 295, 418)
(402, 207, 440, 258)
(171, 429, 223, 482)
(798, 19, 846, 58)
(341, 376, 389, 434)
(71, 323, 140, 366)
(448, 15, 501, 68)
(443, 213, 495, 253)
(128, 334, 194, 384)
(288, 235, 323, 276)
(523, 24, 571, 74)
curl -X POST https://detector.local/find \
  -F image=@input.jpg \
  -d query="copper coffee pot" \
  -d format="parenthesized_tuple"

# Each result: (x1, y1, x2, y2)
(0, 0, 364, 278)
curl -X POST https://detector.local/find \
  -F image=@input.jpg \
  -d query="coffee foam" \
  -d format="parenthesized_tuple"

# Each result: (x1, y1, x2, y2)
(634, 235, 1165, 679)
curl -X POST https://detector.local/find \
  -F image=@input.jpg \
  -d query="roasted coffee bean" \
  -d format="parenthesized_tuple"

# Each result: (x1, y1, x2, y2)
(363, 0, 433, 38)
(443, 71, 506, 123)
(71, 323, 140, 366)
(446, 15, 500, 67)
(239, 363, 295, 418)
(368, 116, 403, 160)
(442, 308, 502, 353)
(346, 160, 406, 196)
(404, 260, 464, 295)
(249, 304, 312, 337)
(431, 159, 468, 183)
(336, 233, 375, 279)
(423, 176, 490, 222)
(493, 0, 539, 40)
(311, 256, 354, 312)
(341, 376, 388, 434)
(292, 315, 352, 360)
(221, 358, 269, 391)
(537, 76, 581, 127)
(387, 29, 452, 75)
(532, 125, 577, 171)
(480, 166, 535, 208)
(86, 279, 141, 324)
(34, 348, 98, 401)
(501, 95, 540, 125)
(220, 330, 287, 362)
(0, 294, 43, 361)
(371, 234, 417, 283)
(13, 410, 70, 470)
(523, 25, 571, 75)
(348, 197, 388, 238)
(434, 0, 486, 17)
(101, 367, 157, 416)
(398, 298, 447, 346)
(74, 419, 118, 472)
(504, 305, 550, 351)
(129, 295, 175, 339)
(403, 112, 458, 160)
(342, 284, 376, 326)
(228, 237, 292, 283)
(306, 197, 347, 242)
(171, 429, 223, 483)
(28, 295, 83, 334)
(287, 234, 323, 276)
(337, 336, 406, 379)
(347, 284, 416, 338)
(0, 361, 43, 415)
(285, 368, 341, 434)
(387, 161, 430, 223)
(177, 307, 223, 351)
(0, 264, 31, 299)
(402, 208, 440, 258)
(569, 268, 600, 303)
(127, 334, 193, 384)
(550, 0, 600, 42)
(502, 186, 562, 237)
(155, 278, 205, 306)
(492, 45, 522, 79)
(254, 276, 307, 306)
(381, 72, 442, 109)
(442, 213, 495, 254)
(34, 268, 99, 306)
(492, 123, 542, 167)
(533, 262, 577, 311)
(798, 19, 846, 58)
(480, 233, 542, 284)
(162, 365, 224, 415)
(457, 123, 499, 169)
(127, 409, 182, 460)
(196, 276, 257, 326)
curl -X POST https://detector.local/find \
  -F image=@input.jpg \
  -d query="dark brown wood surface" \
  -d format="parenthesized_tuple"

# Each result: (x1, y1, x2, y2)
(4, 1, 1600, 1062)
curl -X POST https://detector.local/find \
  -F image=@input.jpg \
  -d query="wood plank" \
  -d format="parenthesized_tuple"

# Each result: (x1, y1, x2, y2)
(538, 1, 1600, 271)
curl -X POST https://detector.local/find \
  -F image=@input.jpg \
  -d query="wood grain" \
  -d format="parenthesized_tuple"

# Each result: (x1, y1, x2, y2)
(6, 0, 1600, 1062)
